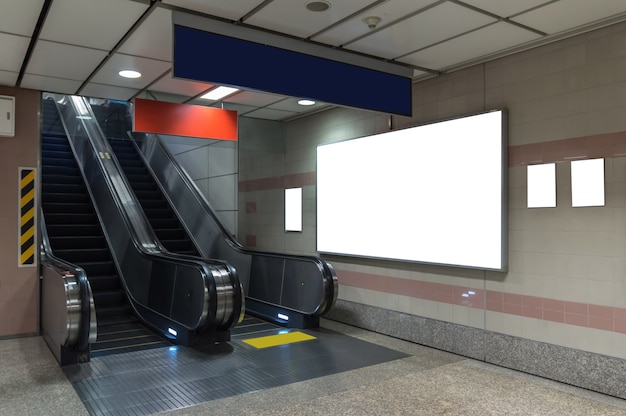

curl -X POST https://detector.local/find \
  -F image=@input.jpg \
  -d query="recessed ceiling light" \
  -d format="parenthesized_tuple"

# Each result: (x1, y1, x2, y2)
(200, 86, 239, 101)
(119, 70, 141, 79)
(305, 1, 331, 12)
(298, 99, 316, 106)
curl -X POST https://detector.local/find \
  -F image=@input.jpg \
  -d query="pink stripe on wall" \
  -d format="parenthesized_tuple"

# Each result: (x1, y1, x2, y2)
(239, 172, 315, 192)
(337, 269, 626, 334)
(509, 131, 626, 167)
(239, 130, 626, 192)
(339, 270, 484, 309)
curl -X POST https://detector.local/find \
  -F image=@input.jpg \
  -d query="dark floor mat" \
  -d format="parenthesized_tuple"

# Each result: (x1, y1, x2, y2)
(64, 325, 408, 416)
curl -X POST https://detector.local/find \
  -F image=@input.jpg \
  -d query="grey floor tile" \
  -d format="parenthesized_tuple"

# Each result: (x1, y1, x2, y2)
(3, 322, 626, 416)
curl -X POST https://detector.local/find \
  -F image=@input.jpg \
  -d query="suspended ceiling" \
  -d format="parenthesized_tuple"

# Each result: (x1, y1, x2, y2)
(1, 0, 626, 121)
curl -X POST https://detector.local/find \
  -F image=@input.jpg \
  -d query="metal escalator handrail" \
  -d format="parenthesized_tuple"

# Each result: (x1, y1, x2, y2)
(40, 210, 97, 352)
(131, 130, 337, 318)
(53, 95, 242, 341)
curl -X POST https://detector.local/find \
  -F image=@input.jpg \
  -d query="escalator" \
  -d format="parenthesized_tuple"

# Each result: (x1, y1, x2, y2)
(107, 138, 199, 256)
(41, 99, 170, 357)
(90, 100, 338, 329)
(40, 96, 244, 365)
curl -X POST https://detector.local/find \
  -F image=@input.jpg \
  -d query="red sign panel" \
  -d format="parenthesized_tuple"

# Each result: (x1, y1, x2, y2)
(133, 98, 237, 141)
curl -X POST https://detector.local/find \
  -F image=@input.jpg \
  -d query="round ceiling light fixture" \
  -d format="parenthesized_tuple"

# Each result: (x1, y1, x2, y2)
(119, 69, 142, 79)
(298, 99, 316, 106)
(305, 1, 331, 12)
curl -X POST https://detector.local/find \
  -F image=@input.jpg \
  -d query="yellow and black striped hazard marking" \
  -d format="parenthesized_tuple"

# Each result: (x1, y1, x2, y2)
(19, 168, 36, 267)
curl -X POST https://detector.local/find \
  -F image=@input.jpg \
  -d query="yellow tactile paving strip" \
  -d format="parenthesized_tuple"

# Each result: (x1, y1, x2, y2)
(242, 331, 316, 349)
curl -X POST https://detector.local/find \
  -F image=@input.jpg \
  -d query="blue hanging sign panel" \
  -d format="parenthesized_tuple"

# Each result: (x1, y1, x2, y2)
(172, 12, 413, 117)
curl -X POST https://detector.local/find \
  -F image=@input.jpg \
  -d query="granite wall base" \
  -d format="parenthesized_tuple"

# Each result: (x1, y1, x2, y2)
(325, 300, 626, 399)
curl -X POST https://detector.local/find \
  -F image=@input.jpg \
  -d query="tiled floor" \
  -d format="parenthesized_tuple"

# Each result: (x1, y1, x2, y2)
(2, 319, 626, 416)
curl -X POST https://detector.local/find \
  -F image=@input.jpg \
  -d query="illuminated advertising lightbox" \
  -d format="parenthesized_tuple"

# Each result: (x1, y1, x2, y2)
(316, 110, 507, 271)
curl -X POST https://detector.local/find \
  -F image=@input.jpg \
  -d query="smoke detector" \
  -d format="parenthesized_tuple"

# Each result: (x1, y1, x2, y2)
(363, 16, 382, 29)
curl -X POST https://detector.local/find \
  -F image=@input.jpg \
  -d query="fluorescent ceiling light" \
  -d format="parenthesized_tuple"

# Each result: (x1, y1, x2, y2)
(119, 70, 141, 79)
(298, 99, 316, 106)
(201, 86, 239, 100)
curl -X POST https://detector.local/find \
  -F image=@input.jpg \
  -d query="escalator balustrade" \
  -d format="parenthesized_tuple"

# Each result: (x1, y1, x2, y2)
(107, 137, 200, 256)
(41, 100, 170, 356)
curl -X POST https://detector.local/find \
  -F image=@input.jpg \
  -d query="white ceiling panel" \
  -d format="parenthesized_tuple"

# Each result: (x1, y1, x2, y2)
(162, 0, 266, 21)
(0, 0, 44, 36)
(513, 0, 626, 35)
(243, 107, 298, 120)
(39, 0, 148, 50)
(90, 53, 171, 89)
(26, 40, 108, 80)
(312, 0, 439, 46)
(20, 74, 83, 95)
(346, 2, 497, 60)
(0, 70, 18, 87)
(245, 0, 374, 39)
(80, 82, 139, 101)
(149, 74, 213, 97)
(3, 0, 626, 120)
(135, 90, 190, 103)
(224, 90, 285, 107)
(401, 21, 543, 71)
(460, 0, 552, 18)
(0, 33, 30, 73)
(267, 98, 328, 113)
(118, 8, 173, 62)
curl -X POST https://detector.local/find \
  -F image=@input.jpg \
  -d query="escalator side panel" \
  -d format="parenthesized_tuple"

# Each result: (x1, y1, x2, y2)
(41, 100, 170, 357)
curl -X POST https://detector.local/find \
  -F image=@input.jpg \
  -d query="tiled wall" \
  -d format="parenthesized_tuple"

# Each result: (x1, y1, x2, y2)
(162, 134, 238, 236)
(0, 86, 40, 337)
(238, 19, 626, 380)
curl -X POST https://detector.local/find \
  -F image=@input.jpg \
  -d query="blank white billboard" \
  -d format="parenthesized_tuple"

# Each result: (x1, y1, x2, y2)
(285, 187, 303, 231)
(527, 163, 556, 208)
(571, 158, 605, 207)
(316, 110, 507, 271)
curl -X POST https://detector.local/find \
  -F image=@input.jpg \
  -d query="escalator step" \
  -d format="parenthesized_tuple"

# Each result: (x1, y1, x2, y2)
(41, 133, 69, 141)
(42, 149, 76, 160)
(93, 290, 126, 307)
(79, 261, 117, 278)
(120, 165, 148, 176)
(42, 192, 89, 204)
(42, 165, 81, 176)
(160, 240, 196, 252)
(140, 199, 169, 210)
(92, 334, 168, 356)
(95, 327, 155, 342)
(42, 202, 92, 214)
(42, 143, 71, 153)
(48, 235, 106, 250)
(43, 212, 97, 225)
(133, 190, 162, 200)
(41, 157, 76, 169)
(43, 174, 83, 185)
(45, 224, 102, 237)
(96, 313, 138, 328)
(51, 248, 111, 263)
(149, 218, 182, 229)
(87, 275, 120, 291)
(144, 208, 174, 219)
(154, 229, 188, 240)
(96, 303, 133, 319)
(42, 183, 86, 194)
